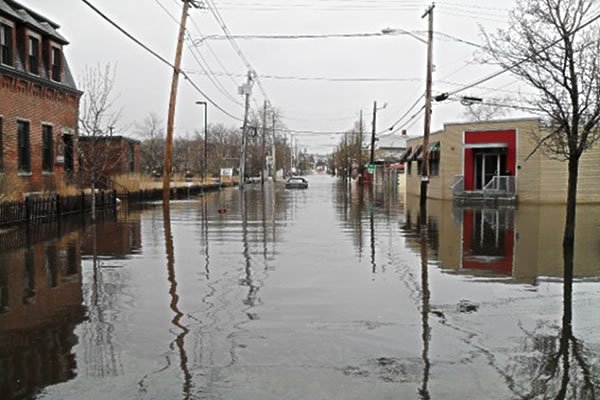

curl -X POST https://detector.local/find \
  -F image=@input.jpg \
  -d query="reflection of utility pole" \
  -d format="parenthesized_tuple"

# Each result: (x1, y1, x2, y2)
(419, 213, 431, 400)
(420, 3, 435, 222)
(261, 100, 267, 185)
(239, 70, 253, 189)
(358, 110, 363, 180)
(163, 0, 201, 203)
(271, 113, 277, 181)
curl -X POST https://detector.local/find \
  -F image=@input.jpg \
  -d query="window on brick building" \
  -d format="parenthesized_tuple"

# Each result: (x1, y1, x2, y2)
(0, 117, 3, 171)
(28, 36, 40, 74)
(51, 47, 61, 82)
(42, 125, 53, 172)
(0, 23, 12, 66)
(17, 120, 31, 172)
(128, 143, 135, 172)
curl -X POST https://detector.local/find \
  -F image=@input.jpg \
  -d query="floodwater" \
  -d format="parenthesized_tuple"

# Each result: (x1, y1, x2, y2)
(1, 175, 599, 399)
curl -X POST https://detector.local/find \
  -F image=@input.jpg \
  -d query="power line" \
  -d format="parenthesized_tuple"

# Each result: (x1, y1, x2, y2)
(80, 0, 243, 121)
(153, 0, 243, 106)
(446, 10, 600, 97)
(186, 70, 421, 82)
(192, 32, 388, 44)
(205, 0, 272, 104)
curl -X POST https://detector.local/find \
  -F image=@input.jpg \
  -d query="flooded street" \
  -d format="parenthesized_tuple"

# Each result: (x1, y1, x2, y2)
(1, 175, 599, 399)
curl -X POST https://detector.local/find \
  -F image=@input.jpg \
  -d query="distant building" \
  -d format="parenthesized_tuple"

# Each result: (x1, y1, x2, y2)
(370, 131, 416, 191)
(78, 135, 141, 188)
(0, 0, 81, 194)
(404, 118, 600, 204)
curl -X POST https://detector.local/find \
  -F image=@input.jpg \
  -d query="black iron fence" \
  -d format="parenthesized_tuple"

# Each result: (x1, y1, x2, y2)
(0, 183, 225, 227)
(0, 191, 117, 227)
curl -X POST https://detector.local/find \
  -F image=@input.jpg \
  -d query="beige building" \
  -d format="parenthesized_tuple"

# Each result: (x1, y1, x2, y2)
(404, 118, 600, 204)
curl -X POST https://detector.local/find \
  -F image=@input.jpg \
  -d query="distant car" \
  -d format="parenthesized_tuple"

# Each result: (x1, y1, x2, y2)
(285, 176, 308, 189)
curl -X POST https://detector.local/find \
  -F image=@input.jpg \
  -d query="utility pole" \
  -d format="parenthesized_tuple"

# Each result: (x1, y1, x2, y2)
(163, 0, 200, 203)
(358, 110, 363, 182)
(271, 113, 277, 181)
(239, 70, 253, 189)
(261, 100, 267, 185)
(370, 101, 377, 166)
(420, 3, 435, 222)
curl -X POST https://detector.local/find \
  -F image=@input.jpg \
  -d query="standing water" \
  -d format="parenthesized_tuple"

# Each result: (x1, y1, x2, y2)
(1, 175, 599, 399)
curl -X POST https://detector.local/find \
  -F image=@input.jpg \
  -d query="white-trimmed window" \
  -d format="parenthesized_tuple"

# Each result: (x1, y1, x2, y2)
(0, 20, 13, 67)
(17, 120, 31, 172)
(28, 33, 40, 75)
(0, 116, 4, 171)
(42, 124, 53, 172)
(50, 44, 62, 82)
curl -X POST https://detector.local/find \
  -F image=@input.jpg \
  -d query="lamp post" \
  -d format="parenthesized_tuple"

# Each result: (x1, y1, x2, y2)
(382, 6, 434, 220)
(196, 101, 208, 183)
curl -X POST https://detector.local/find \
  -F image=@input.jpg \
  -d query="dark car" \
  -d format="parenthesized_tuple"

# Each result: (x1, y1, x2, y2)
(285, 176, 308, 189)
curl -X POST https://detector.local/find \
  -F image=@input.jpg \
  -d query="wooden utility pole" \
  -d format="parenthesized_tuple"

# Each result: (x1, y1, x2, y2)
(271, 113, 277, 181)
(239, 70, 253, 189)
(420, 3, 435, 221)
(370, 101, 377, 166)
(358, 110, 363, 181)
(163, 0, 200, 203)
(261, 100, 267, 185)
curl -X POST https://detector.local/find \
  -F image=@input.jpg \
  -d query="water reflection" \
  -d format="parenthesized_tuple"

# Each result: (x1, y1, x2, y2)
(402, 195, 600, 282)
(162, 202, 192, 398)
(2, 178, 599, 399)
(0, 220, 85, 399)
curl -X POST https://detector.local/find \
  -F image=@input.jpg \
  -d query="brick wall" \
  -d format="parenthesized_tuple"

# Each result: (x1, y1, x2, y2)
(0, 69, 80, 194)
(78, 137, 142, 188)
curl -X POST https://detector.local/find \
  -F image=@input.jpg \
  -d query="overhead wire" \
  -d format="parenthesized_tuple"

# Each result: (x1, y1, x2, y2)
(153, 0, 243, 106)
(79, 0, 243, 121)
(446, 9, 600, 97)
(205, 0, 272, 104)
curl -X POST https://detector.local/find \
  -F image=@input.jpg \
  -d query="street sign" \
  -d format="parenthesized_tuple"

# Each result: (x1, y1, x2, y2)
(367, 163, 375, 173)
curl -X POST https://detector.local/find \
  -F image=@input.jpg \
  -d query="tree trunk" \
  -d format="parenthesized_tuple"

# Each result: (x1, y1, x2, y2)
(91, 171, 96, 221)
(563, 157, 579, 280)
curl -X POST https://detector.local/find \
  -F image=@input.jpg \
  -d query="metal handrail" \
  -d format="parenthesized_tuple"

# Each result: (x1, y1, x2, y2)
(451, 175, 464, 195)
(482, 175, 516, 194)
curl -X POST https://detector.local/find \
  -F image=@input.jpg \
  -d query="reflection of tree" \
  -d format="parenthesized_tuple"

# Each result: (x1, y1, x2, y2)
(503, 247, 599, 399)
(81, 224, 123, 378)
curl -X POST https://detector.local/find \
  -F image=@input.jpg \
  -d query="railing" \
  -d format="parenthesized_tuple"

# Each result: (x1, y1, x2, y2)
(482, 176, 516, 194)
(451, 175, 464, 196)
(0, 191, 117, 227)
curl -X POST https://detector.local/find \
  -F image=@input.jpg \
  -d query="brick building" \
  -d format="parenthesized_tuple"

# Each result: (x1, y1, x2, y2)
(0, 0, 81, 194)
(78, 135, 141, 187)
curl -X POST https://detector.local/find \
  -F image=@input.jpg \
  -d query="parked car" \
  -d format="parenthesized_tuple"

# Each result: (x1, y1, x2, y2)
(285, 176, 308, 189)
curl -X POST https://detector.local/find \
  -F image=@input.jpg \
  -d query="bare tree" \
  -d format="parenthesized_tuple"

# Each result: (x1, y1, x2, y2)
(78, 63, 123, 219)
(483, 0, 600, 267)
(461, 97, 512, 122)
(134, 113, 165, 175)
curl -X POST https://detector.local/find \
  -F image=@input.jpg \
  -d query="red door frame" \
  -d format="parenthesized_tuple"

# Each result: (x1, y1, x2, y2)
(463, 130, 517, 191)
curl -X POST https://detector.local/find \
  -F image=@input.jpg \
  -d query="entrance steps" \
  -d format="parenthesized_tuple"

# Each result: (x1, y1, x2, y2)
(453, 191, 517, 207)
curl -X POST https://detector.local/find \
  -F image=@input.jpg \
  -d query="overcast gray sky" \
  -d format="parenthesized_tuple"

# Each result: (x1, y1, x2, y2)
(23, 0, 530, 153)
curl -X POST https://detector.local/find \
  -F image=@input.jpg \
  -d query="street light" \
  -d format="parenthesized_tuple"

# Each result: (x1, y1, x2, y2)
(196, 101, 208, 183)
(381, 27, 428, 44)
(370, 101, 388, 165)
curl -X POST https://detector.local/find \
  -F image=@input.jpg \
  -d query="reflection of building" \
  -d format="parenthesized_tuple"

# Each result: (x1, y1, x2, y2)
(0, 227, 85, 398)
(462, 208, 515, 276)
(404, 118, 600, 204)
(80, 210, 142, 258)
(403, 195, 600, 282)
